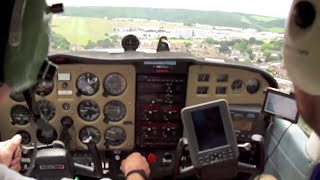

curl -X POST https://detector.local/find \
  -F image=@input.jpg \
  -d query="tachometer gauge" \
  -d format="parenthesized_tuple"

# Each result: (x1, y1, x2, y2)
(246, 79, 260, 94)
(37, 100, 56, 121)
(104, 101, 126, 122)
(77, 73, 100, 96)
(105, 126, 126, 146)
(78, 100, 100, 121)
(10, 92, 25, 102)
(104, 73, 127, 96)
(231, 79, 244, 93)
(35, 79, 54, 96)
(79, 126, 101, 144)
(11, 105, 31, 125)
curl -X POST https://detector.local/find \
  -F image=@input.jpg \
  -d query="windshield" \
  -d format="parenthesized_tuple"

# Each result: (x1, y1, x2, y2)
(47, 0, 312, 135)
(47, 0, 290, 85)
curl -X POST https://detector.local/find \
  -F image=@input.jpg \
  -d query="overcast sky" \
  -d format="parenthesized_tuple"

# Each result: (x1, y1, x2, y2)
(47, 0, 292, 18)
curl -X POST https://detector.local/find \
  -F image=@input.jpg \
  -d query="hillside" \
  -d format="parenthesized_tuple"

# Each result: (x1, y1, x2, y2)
(63, 6, 286, 33)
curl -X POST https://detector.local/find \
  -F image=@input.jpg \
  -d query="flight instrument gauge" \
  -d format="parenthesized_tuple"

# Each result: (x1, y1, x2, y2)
(105, 126, 126, 146)
(231, 79, 244, 93)
(79, 126, 101, 144)
(104, 101, 126, 122)
(78, 100, 100, 121)
(77, 73, 100, 96)
(246, 79, 260, 94)
(104, 73, 127, 96)
(35, 79, 54, 96)
(11, 105, 31, 125)
(37, 100, 56, 120)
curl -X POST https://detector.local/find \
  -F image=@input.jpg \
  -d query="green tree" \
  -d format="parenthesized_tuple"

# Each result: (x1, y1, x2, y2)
(205, 37, 217, 45)
(263, 49, 271, 58)
(249, 53, 256, 60)
(234, 40, 249, 53)
(50, 32, 71, 51)
(84, 40, 96, 49)
(219, 43, 231, 54)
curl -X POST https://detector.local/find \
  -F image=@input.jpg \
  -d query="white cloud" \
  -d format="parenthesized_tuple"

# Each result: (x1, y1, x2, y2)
(47, 0, 292, 17)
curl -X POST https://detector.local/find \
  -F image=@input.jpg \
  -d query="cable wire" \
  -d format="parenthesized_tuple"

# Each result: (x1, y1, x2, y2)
(264, 123, 293, 166)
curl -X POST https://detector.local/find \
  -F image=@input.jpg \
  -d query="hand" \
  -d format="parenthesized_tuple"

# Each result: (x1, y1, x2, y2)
(0, 134, 22, 171)
(121, 152, 150, 180)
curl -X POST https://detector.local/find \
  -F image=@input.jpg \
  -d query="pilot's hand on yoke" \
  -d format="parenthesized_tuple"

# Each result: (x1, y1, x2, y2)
(121, 152, 150, 180)
(0, 134, 22, 172)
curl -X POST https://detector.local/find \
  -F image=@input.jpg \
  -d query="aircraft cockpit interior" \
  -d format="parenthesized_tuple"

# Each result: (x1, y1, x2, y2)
(0, 0, 319, 180)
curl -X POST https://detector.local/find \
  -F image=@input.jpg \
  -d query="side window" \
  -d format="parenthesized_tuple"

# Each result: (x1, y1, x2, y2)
(298, 117, 313, 136)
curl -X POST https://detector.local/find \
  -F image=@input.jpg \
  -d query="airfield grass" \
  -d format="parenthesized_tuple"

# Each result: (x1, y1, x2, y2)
(267, 27, 285, 33)
(51, 16, 183, 45)
(250, 16, 277, 22)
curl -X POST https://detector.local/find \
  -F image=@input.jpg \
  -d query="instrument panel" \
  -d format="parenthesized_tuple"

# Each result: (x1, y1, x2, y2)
(0, 53, 277, 152)
(1, 64, 136, 150)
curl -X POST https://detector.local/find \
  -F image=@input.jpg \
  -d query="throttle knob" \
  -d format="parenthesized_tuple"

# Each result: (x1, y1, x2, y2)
(294, 1, 316, 29)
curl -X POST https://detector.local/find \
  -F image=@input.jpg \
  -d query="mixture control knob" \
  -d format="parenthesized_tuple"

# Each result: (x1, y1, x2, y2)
(147, 153, 157, 164)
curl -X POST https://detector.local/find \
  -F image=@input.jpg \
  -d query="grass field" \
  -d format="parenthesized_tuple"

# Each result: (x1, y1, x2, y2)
(52, 16, 284, 45)
(250, 16, 277, 22)
(267, 27, 285, 33)
(51, 16, 183, 45)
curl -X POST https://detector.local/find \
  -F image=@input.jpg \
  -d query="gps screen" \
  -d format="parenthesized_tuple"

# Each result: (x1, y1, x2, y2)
(191, 106, 228, 151)
(264, 92, 298, 121)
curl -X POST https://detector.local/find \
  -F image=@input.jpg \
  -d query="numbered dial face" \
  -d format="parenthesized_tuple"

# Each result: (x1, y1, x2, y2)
(11, 105, 31, 125)
(77, 73, 100, 96)
(37, 100, 56, 120)
(35, 80, 54, 96)
(79, 126, 101, 144)
(104, 73, 127, 96)
(78, 100, 100, 121)
(105, 127, 126, 146)
(246, 79, 260, 94)
(104, 101, 126, 122)
(231, 79, 244, 93)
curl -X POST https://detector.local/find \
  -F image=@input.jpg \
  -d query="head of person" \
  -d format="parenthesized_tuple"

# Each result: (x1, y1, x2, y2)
(0, 0, 52, 104)
(284, 0, 320, 135)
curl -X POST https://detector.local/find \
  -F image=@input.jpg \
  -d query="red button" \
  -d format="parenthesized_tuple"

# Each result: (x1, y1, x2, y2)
(147, 153, 157, 164)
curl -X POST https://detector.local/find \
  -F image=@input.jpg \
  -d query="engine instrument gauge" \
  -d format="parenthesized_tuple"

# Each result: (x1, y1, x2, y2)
(104, 101, 126, 122)
(246, 79, 260, 94)
(231, 79, 244, 93)
(77, 73, 100, 96)
(10, 92, 25, 102)
(104, 73, 127, 96)
(35, 79, 54, 96)
(79, 126, 101, 144)
(11, 105, 31, 125)
(105, 126, 126, 146)
(37, 100, 56, 121)
(17, 131, 31, 144)
(78, 100, 100, 121)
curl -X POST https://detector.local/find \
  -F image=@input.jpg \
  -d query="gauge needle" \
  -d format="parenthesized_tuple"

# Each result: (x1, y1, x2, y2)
(87, 77, 98, 85)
